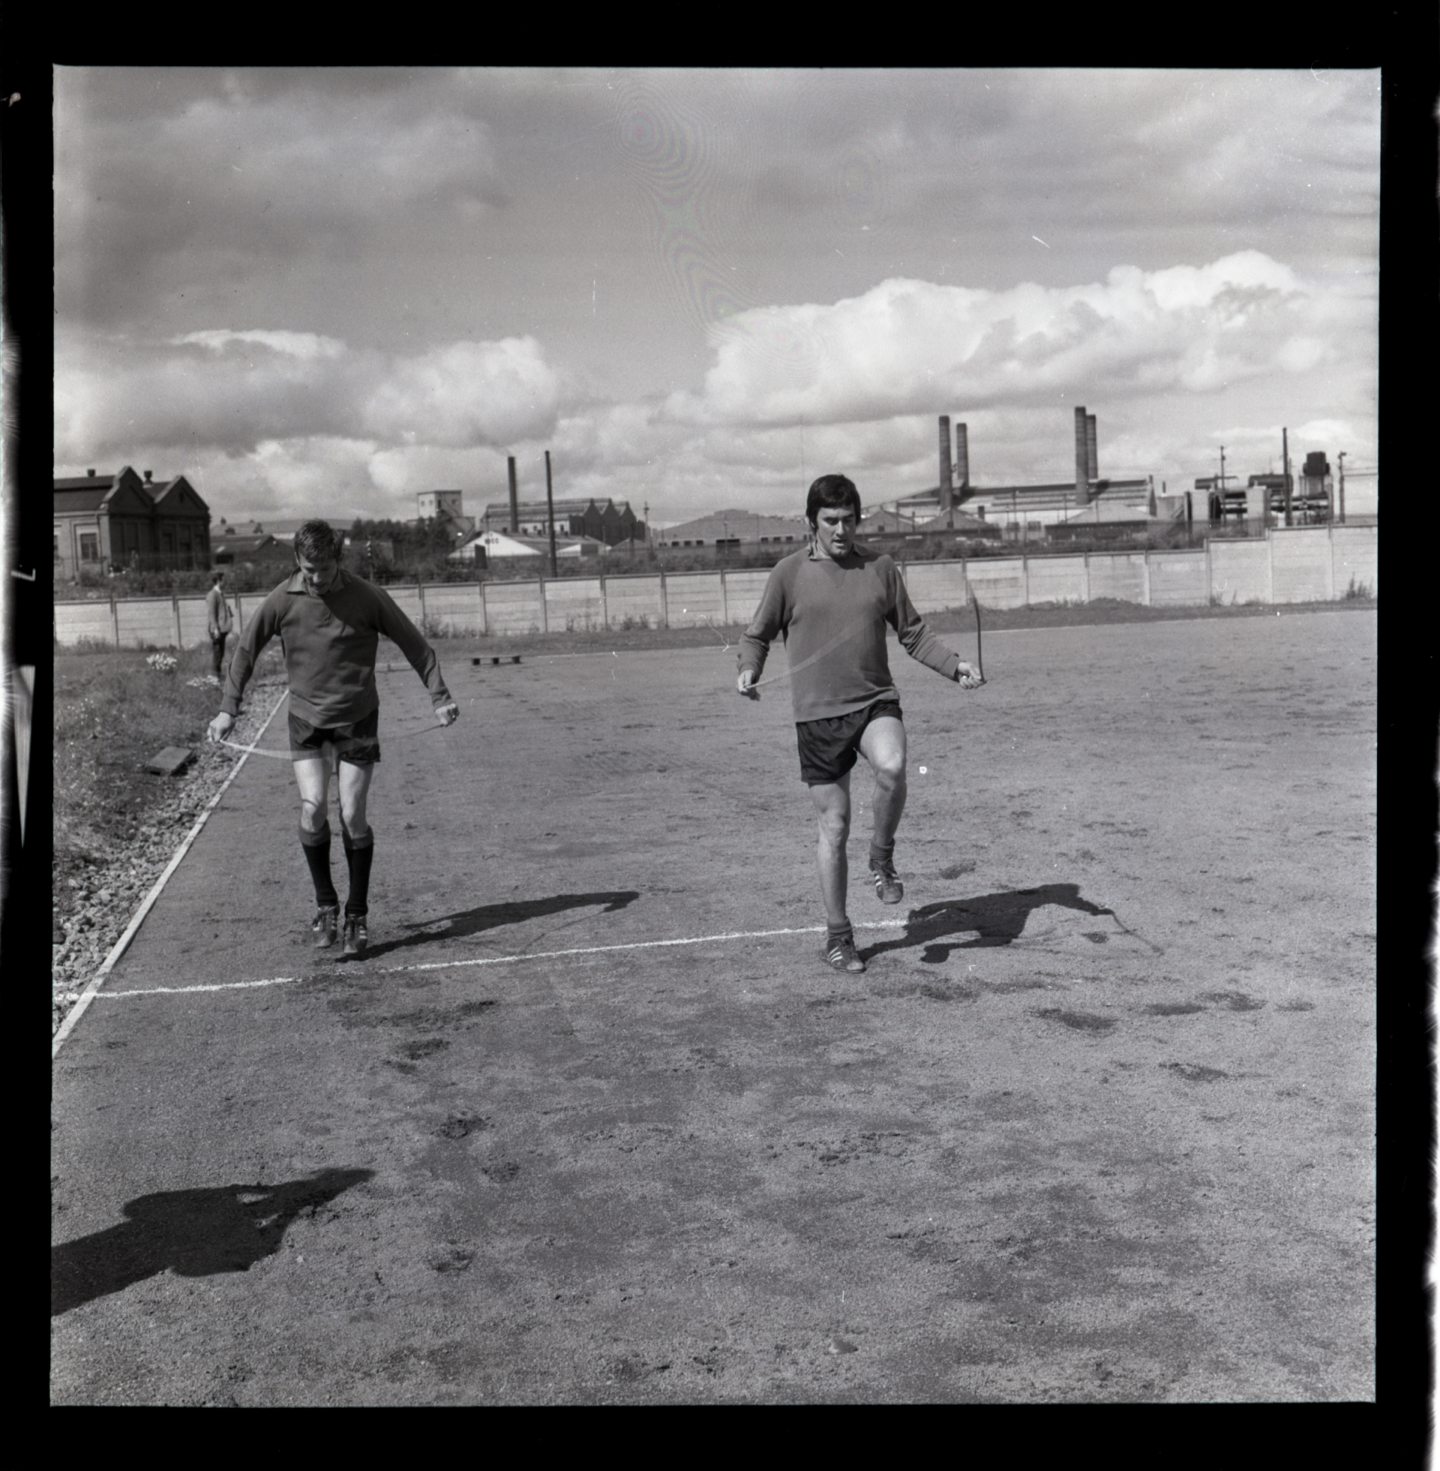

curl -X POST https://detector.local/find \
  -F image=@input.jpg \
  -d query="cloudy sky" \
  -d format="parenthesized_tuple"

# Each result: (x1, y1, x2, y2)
(53, 66, 1382, 526)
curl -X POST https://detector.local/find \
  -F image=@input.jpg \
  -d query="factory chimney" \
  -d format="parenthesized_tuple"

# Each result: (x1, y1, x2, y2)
(1074, 406, 1090, 505)
(507, 456, 519, 535)
(1086, 414, 1098, 483)
(938, 415, 954, 523)
(954, 422, 970, 500)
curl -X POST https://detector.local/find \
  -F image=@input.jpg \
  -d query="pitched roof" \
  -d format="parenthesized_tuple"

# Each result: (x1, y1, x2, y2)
(54, 486, 112, 513)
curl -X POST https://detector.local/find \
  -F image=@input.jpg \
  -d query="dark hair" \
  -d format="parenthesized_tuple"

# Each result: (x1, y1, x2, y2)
(293, 519, 343, 561)
(805, 474, 862, 528)
(210, 570, 225, 583)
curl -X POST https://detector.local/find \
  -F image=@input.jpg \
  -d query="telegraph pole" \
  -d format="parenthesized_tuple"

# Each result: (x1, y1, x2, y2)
(544, 450, 558, 577)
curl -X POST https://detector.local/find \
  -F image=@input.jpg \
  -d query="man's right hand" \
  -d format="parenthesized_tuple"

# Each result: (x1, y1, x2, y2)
(736, 669, 760, 701)
(207, 711, 235, 744)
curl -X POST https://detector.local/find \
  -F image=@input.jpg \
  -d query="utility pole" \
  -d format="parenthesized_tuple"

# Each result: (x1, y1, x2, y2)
(1337, 452, 1346, 524)
(544, 450, 558, 577)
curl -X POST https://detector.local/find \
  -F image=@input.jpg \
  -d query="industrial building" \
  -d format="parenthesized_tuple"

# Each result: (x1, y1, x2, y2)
(54, 466, 213, 578)
(885, 409, 1153, 537)
(653, 510, 807, 549)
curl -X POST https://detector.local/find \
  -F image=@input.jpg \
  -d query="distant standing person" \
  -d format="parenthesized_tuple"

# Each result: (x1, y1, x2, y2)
(206, 521, 459, 958)
(736, 474, 982, 975)
(205, 570, 234, 685)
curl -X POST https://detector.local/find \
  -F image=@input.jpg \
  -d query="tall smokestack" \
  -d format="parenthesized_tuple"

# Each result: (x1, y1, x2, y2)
(1086, 414, 1098, 482)
(507, 456, 519, 534)
(954, 422, 970, 497)
(1074, 406, 1090, 505)
(938, 415, 954, 521)
(1281, 427, 1292, 527)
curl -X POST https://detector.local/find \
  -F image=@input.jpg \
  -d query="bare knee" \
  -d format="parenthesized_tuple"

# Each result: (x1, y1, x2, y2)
(873, 758, 906, 793)
(817, 808, 850, 850)
(299, 798, 327, 834)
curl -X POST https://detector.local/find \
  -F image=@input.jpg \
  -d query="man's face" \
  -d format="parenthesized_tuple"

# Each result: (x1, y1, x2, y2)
(812, 504, 859, 561)
(296, 551, 340, 595)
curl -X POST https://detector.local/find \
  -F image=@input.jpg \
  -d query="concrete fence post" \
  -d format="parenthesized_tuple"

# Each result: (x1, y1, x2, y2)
(1266, 530, 1275, 604)
(1142, 552, 1152, 606)
(601, 575, 610, 631)
(110, 593, 120, 647)
(1326, 525, 1336, 600)
(1082, 552, 1091, 604)
(1022, 552, 1030, 608)
(172, 592, 182, 649)
(720, 568, 729, 625)
(540, 575, 550, 633)
(417, 578, 428, 627)
(659, 570, 669, 629)
(479, 579, 489, 636)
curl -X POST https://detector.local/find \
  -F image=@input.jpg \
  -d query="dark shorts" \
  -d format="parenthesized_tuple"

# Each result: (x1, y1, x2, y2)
(288, 708, 381, 765)
(796, 700, 902, 786)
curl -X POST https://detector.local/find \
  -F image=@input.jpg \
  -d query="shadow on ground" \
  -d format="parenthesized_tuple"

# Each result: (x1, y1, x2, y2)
(52, 1167, 374, 1316)
(863, 882, 1114, 963)
(354, 891, 641, 961)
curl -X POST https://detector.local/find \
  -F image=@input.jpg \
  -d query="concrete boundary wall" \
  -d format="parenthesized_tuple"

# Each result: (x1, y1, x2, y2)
(54, 525, 1379, 648)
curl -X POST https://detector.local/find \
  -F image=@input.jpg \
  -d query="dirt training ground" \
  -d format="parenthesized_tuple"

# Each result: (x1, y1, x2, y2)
(51, 609, 1376, 1404)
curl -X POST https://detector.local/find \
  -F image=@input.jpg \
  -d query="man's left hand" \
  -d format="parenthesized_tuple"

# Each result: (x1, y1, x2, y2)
(436, 702, 460, 727)
(954, 661, 984, 689)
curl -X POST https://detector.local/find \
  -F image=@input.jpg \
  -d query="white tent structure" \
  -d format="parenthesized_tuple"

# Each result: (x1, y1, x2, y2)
(448, 529, 543, 562)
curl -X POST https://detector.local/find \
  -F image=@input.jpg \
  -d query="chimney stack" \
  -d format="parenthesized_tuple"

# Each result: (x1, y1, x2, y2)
(87, 468, 96, 477)
(1086, 414, 1098, 482)
(954, 422, 970, 497)
(507, 456, 519, 535)
(1074, 406, 1090, 504)
(938, 415, 954, 519)
(144, 469, 153, 484)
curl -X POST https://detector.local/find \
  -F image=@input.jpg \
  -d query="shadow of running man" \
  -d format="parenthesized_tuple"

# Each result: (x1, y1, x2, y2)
(863, 882, 1114, 964)
(356, 890, 641, 962)
(52, 1166, 374, 1317)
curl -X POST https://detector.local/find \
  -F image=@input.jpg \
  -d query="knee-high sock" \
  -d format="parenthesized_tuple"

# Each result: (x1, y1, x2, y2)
(342, 827, 375, 917)
(300, 822, 339, 907)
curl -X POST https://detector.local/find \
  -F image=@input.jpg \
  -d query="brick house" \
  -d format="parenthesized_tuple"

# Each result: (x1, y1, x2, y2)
(54, 466, 212, 578)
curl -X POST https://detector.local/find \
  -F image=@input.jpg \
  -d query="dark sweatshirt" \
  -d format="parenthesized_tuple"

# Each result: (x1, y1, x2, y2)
(221, 568, 451, 726)
(736, 542, 960, 722)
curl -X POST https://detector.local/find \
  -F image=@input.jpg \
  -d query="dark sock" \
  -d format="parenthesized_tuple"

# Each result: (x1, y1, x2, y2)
(827, 921, 853, 944)
(300, 822, 339, 908)
(342, 828, 375, 917)
(869, 841, 895, 869)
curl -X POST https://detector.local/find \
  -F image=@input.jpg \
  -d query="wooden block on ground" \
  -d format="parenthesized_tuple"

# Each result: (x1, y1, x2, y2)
(471, 655, 523, 666)
(145, 745, 195, 775)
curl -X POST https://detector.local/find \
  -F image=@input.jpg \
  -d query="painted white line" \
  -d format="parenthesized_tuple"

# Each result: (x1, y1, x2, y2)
(52, 686, 292, 1059)
(89, 919, 913, 999)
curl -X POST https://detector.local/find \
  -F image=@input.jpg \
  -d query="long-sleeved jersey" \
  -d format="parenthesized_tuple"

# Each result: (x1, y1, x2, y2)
(221, 568, 451, 727)
(736, 542, 960, 723)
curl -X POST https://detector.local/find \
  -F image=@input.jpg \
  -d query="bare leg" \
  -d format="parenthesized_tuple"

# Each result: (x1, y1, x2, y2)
(859, 716, 907, 853)
(336, 760, 374, 842)
(293, 752, 339, 917)
(292, 753, 332, 837)
(808, 773, 853, 929)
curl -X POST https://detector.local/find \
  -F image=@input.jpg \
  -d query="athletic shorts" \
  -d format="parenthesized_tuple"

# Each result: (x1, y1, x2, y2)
(288, 708, 381, 765)
(795, 700, 902, 786)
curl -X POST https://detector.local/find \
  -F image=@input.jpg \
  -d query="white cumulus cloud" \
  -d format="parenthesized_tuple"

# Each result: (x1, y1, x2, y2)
(663, 252, 1316, 430)
(363, 338, 560, 448)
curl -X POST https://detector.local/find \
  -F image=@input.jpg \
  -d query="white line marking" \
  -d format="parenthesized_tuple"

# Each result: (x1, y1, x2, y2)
(89, 920, 913, 998)
(52, 686, 292, 1058)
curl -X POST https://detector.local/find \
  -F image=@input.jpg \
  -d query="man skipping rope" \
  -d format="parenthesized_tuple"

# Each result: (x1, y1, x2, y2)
(206, 519, 459, 958)
(736, 474, 982, 975)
